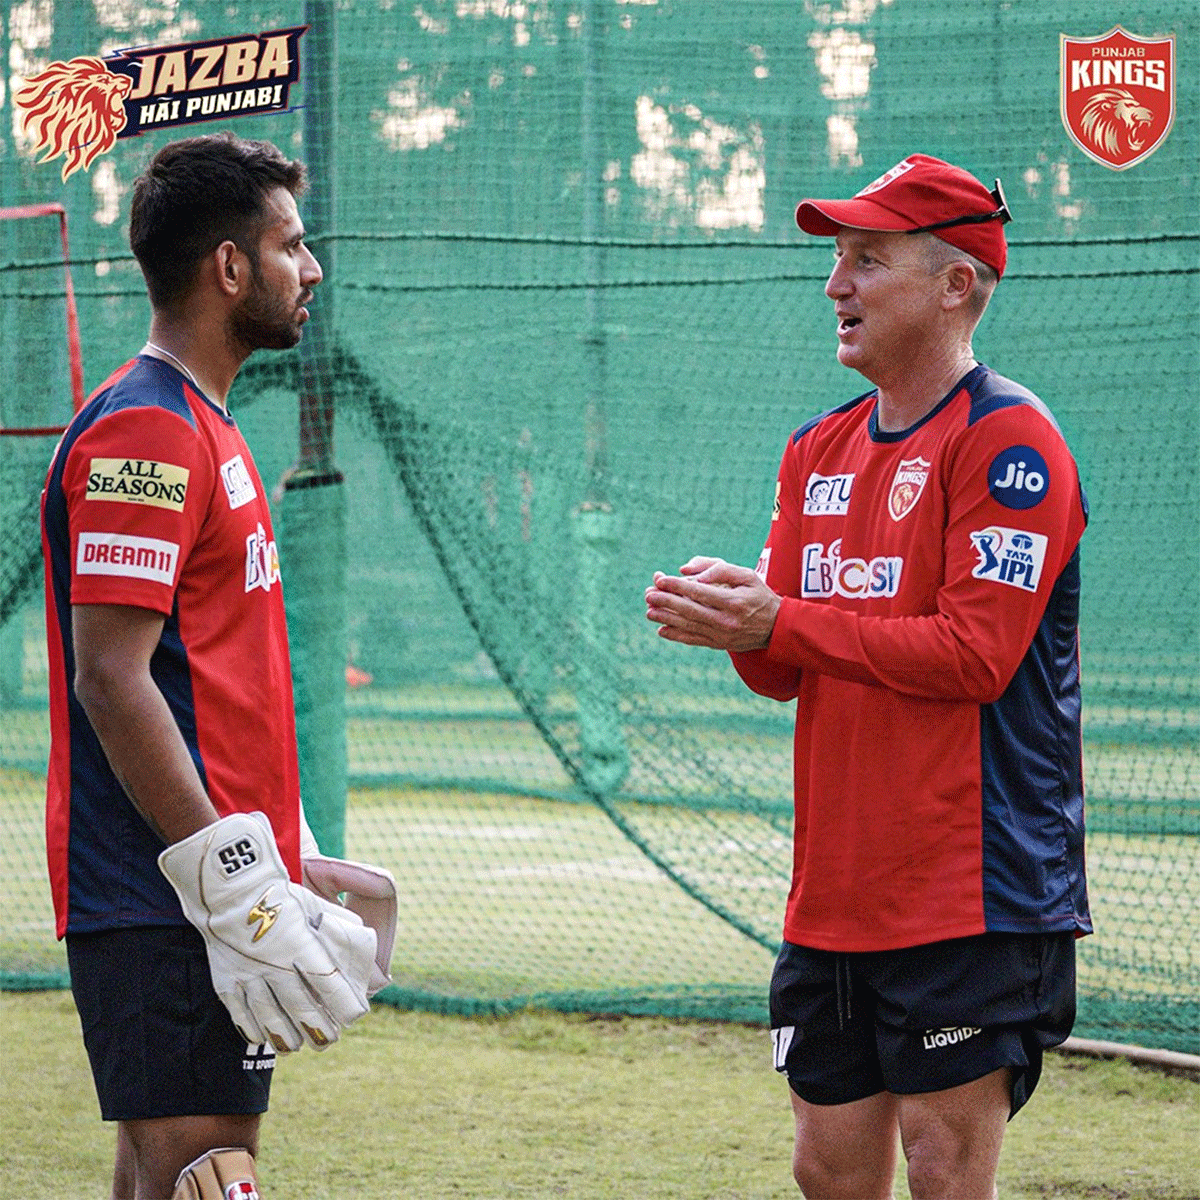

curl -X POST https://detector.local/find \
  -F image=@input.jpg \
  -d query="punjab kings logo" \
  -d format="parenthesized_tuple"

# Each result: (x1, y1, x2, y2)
(12, 58, 132, 181)
(888, 456, 931, 522)
(1061, 27, 1175, 170)
(858, 157, 917, 196)
(13, 27, 306, 183)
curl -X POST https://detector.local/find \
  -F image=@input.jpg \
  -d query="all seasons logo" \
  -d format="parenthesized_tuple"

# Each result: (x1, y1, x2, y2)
(86, 457, 190, 512)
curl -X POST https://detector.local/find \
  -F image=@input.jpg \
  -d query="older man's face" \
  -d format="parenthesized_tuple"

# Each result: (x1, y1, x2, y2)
(823, 228, 949, 386)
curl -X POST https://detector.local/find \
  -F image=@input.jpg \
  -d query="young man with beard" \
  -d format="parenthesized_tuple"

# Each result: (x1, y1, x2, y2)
(645, 155, 1089, 1199)
(41, 133, 395, 1199)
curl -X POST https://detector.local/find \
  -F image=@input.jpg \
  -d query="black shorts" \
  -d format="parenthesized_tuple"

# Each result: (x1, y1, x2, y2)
(67, 924, 275, 1122)
(769, 932, 1076, 1116)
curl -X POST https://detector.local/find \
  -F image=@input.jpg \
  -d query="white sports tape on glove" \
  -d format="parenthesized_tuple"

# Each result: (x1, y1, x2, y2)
(297, 803, 397, 996)
(302, 854, 397, 995)
(159, 811, 377, 1052)
(298, 803, 321, 861)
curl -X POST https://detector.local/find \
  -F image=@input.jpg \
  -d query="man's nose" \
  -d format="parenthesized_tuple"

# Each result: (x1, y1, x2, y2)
(825, 260, 851, 300)
(302, 247, 323, 287)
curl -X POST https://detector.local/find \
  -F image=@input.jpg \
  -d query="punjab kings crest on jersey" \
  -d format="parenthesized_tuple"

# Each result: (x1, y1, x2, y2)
(1061, 26, 1175, 171)
(888, 457, 930, 522)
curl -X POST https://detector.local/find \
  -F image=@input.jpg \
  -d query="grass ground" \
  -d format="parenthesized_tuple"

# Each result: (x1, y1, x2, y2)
(3, 991, 1197, 1199)
(3, 770, 1198, 1039)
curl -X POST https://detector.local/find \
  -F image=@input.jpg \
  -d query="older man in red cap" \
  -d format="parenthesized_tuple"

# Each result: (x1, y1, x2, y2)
(646, 155, 1090, 1200)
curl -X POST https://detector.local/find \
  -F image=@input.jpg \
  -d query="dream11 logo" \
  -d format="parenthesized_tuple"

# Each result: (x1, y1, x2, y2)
(1060, 25, 1175, 170)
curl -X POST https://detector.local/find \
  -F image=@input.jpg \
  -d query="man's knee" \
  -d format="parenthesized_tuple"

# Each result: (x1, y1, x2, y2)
(792, 1147, 859, 1198)
(904, 1138, 979, 1200)
(792, 1138, 838, 1197)
(791, 1091, 899, 1200)
(793, 1146, 895, 1200)
(119, 1114, 262, 1199)
(899, 1069, 1010, 1199)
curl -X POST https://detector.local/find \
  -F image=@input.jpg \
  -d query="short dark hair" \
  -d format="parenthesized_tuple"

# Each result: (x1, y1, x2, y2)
(130, 132, 307, 311)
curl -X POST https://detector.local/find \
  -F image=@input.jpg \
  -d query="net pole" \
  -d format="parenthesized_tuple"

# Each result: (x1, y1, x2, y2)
(572, 0, 629, 796)
(0, 186, 22, 706)
(279, 0, 347, 857)
(580, 0, 608, 509)
(0, 204, 81, 707)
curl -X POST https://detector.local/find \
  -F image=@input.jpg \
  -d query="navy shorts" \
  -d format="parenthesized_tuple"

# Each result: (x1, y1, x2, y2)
(67, 924, 275, 1122)
(769, 932, 1076, 1116)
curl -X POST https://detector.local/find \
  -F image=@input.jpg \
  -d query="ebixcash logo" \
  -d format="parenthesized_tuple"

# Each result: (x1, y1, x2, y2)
(13, 27, 306, 182)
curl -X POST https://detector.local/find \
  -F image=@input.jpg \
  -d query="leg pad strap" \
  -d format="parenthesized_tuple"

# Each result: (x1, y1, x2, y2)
(172, 1146, 260, 1199)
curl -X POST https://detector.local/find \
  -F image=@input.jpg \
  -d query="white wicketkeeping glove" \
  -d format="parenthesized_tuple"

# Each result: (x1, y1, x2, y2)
(159, 811, 377, 1052)
(298, 806, 397, 996)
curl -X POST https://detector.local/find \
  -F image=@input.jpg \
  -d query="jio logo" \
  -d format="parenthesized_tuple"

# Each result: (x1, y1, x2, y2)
(988, 445, 1049, 510)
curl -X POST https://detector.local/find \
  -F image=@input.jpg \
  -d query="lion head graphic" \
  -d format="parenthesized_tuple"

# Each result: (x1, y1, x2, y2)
(1079, 87, 1155, 158)
(14, 57, 133, 182)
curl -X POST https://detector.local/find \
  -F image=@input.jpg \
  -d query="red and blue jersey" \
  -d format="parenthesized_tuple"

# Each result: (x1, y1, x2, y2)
(41, 355, 302, 938)
(731, 363, 1091, 952)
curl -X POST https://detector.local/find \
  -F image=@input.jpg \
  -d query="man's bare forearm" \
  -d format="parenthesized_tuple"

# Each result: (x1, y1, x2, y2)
(72, 604, 218, 844)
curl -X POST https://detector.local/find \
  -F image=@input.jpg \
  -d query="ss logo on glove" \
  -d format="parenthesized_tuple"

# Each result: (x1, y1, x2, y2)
(217, 837, 258, 876)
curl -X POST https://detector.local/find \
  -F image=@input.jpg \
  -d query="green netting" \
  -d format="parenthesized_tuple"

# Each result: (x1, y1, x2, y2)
(1, 1, 1196, 1053)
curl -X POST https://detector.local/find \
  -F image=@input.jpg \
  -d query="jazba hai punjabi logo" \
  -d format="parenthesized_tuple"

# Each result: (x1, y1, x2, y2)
(1060, 26, 1175, 170)
(13, 27, 306, 182)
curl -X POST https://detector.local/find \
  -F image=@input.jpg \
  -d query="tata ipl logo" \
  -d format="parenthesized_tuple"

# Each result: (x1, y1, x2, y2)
(13, 27, 306, 182)
(970, 526, 1048, 593)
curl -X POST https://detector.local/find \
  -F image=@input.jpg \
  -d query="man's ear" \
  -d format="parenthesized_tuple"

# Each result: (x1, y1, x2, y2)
(212, 240, 248, 299)
(940, 260, 976, 311)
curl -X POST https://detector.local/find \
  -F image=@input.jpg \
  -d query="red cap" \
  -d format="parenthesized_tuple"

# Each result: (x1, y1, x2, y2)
(795, 154, 1009, 277)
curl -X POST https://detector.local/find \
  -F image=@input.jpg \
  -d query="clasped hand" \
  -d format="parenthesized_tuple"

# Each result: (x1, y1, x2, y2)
(645, 556, 780, 652)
